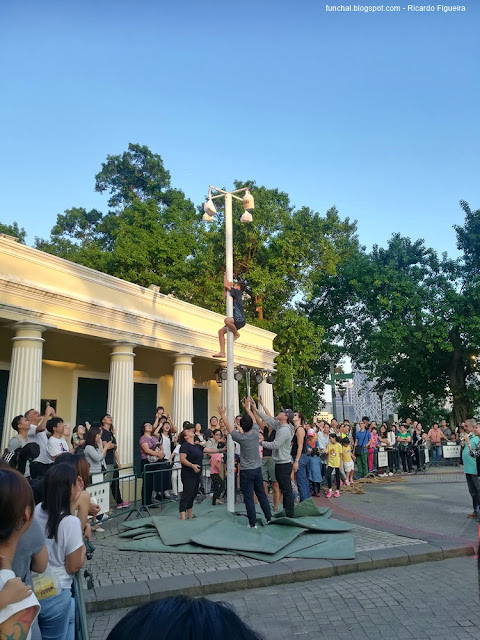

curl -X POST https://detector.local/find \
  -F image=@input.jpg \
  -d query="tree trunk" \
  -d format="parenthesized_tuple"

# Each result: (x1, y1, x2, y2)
(255, 295, 264, 320)
(449, 330, 471, 425)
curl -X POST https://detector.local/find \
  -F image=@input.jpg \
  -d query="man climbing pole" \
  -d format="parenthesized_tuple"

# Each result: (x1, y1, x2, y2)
(213, 273, 246, 358)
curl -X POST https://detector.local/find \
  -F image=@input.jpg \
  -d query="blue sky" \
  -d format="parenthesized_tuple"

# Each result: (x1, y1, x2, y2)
(1, 0, 478, 256)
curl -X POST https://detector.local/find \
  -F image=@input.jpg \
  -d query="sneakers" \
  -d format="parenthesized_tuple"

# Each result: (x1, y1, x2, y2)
(326, 489, 333, 498)
(92, 526, 105, 533)
(333, 490, 340, 498)
(388, 472, 393, 476)
(117, 502, 130, 509)
(248, 524, 258, 529)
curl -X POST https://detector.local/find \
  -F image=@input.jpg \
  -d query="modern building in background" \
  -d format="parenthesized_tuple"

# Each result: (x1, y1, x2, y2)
(326, 370, 397, 423)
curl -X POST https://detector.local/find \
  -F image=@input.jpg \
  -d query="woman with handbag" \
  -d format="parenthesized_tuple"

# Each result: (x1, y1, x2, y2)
(34, 463, 85, 640)
(139, 422, 166, 507)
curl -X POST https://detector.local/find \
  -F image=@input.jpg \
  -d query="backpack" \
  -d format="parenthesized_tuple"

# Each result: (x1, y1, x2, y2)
(2, 435, 22, 466)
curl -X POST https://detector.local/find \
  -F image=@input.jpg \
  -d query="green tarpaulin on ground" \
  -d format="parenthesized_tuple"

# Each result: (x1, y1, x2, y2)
(114, 497, 356, 561)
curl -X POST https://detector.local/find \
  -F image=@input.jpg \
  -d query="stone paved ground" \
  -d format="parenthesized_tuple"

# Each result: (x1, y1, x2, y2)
(334, 472, 479, 540)
(87, 514, 426, 587)
(88, 556, 480, 639)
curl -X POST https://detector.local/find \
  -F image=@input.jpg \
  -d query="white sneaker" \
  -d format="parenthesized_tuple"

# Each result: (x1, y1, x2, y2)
(93, 526, 105, 533)
(388, 472, 393, 476)
(248, 524, 258, 529)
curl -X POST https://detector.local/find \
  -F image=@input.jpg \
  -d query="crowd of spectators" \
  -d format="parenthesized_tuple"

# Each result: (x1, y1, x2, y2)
(2, 400, 480, 640)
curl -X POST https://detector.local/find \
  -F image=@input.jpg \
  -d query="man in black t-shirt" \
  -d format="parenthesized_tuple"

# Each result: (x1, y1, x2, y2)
(101, 414, 128, 508)
(213, 273, 246, 358)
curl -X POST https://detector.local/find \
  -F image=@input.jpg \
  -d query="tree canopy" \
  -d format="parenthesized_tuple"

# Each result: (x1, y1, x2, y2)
(307, 203, 480, 423)
(28, 143, 479, 422)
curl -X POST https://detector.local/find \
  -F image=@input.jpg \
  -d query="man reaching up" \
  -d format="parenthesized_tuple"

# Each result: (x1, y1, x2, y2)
(213, 273, 246, 358)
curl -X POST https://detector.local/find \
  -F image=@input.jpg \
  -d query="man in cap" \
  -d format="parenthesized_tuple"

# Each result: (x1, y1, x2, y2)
(249, 397, 295, 518)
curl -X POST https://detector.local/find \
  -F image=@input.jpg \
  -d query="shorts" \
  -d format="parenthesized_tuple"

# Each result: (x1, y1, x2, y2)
(262, 456, 276, 482)
(234, 317, 246, 330)
(343, 461, 354, 472)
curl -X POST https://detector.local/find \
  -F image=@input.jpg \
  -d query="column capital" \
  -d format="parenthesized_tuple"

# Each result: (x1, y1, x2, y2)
(8, 321, 52, 340)
(173, 354, 194, 367)
(109, 342, 137, 357)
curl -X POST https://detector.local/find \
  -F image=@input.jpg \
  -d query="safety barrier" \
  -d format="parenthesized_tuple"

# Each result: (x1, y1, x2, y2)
(88, 465, 141, 521)
(73, 571, 89, 640)
(140, 458, 232, 514)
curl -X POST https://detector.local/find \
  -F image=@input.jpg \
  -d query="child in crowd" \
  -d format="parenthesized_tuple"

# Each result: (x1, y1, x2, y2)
(341, 439, 355, 486)
(325, 432, 343, 498)
(306, 428, 322, 496)
(209, 449, 225, 506)
(368, 425, 378, 472)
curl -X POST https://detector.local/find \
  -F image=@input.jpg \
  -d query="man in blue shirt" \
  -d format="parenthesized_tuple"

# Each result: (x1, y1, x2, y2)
(461, 418, 480, 518)
(354, 419, 371, 478)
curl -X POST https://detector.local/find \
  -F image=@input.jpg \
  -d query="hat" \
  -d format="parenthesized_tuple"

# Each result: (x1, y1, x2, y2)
(281, 407, 295, 423)
(307, 428, 315, 436)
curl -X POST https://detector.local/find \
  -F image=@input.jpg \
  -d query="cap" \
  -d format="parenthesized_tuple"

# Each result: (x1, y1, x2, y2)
(281, 407, 295, 423)
(307, 428, 315, 436)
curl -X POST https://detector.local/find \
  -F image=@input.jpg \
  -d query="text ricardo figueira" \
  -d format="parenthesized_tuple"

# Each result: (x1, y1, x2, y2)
(325, 4, 466, 11)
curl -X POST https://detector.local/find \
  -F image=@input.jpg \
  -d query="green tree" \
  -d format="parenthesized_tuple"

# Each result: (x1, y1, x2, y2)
(0, 221, 26, 244)
(95, 143, 171, 208)
(308, 201, 480, 425)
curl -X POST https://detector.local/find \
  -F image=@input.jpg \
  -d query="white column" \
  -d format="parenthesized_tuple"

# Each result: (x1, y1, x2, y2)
(258, 379, 274, 416)
(171, 354, 194, 430)
(2, 322, 47, 451)
(221, 379, 239, 416)
(107, 342, 136, 467)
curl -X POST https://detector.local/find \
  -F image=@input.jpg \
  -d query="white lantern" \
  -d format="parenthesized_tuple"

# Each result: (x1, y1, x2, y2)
(242, 189, 254, 211)
(240, 212, 253, 223)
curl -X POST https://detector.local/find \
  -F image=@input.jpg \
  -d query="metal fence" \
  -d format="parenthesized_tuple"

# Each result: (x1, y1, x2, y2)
(73, 571, 89, 640)
(88, 465, 141, 521)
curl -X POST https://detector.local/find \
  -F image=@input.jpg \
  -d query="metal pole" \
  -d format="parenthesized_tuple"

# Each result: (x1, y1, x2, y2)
(290, 354, 295, 410)
(330, 360, 337, 420)
(224, 192, 235, 513)
(246, 369, 251, 399)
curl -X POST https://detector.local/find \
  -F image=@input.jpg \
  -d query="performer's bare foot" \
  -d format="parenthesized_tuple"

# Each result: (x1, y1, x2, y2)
(234, 333, 240, 342)
(213, 352, 226, 358)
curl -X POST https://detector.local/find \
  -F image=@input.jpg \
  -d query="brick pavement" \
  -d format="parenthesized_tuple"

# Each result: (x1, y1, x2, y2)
(88, 556, 480, 640)
(87, 515, 426, 587)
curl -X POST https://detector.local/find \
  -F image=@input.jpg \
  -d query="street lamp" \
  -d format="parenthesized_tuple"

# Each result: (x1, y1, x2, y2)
(337, 385, 347, 422)
(204, 184, 254, 512)
(377, 390, 385, 422)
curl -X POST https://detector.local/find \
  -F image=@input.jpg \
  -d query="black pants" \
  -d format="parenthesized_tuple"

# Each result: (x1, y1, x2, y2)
(30, 461, 52, 479)
(465, 474, 480, 511)
(240, 467, 272, 527)
(211, 474, 225, 504)
(275, 462, 294, 518)
(104, 464, 122, 505)
(326, 466, 340, 490)
(399, 448, 412, 472)
(141, 459, 170, 506)
(179, 468, 201, 513)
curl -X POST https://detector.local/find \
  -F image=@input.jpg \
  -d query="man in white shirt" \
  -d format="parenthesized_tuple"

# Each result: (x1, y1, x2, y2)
(26, 405, 54, 478)
(46, 417, 71, 461)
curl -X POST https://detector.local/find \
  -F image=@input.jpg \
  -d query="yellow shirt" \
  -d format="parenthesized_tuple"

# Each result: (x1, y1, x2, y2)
(326, 442, 343, 468)
(342, 444, 352, 463)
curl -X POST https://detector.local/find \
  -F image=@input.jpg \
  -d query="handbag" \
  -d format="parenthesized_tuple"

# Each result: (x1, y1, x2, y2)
(147, 442, 164, 463)
(32, 565, 60, 600)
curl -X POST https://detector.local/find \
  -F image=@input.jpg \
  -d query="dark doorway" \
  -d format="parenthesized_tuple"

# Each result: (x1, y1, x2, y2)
(76, 377, 109, 426)
(193, 388, 209, 433)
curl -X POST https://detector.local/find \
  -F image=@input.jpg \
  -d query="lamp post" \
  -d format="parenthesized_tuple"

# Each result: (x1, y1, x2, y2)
(338, 385, 347, 422)
(377, 390, 385, 422)
(204, 185, 253, 512)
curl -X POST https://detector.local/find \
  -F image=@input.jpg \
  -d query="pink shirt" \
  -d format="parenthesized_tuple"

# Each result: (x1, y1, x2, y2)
(369, 433, 378, 449)
(210, 453, 223, 475)
(139, 435, 159, 460)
